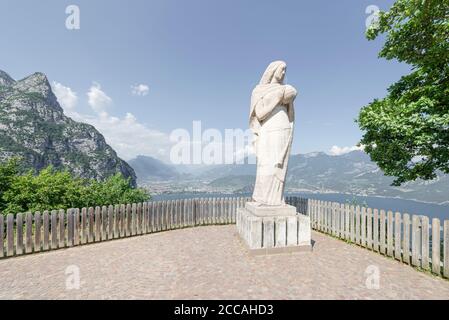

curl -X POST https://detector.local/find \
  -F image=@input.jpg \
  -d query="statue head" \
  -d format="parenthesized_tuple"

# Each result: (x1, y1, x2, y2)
(259, 60, 286, 85)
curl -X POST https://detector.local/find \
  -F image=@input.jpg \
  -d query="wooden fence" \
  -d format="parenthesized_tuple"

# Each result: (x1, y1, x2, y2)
(0, 196, 448, 280)
(306, 199, 449, 279)
(0, 197, 250, 260)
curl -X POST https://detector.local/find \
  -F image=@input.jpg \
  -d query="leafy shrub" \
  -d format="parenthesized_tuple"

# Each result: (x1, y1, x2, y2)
(0, 158, 149, 215)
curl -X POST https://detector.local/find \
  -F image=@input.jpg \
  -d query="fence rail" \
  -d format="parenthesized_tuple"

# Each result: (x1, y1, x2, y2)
(1, 196, 448, 280)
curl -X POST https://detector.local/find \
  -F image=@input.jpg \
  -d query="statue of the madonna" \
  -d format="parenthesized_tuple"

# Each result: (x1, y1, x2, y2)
(249, 61, 297, 206)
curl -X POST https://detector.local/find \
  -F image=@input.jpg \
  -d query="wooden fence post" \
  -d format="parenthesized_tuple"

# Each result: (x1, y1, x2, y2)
(443, 220, 449, 278)
(316, 200, 320, 231)
(403, 213, 411, 264)
(412, 215, 421, 267)
(373, 209, 379, 252)
(350, 205, 355, 243)
(81, 208, 87, 244)
(355, 206, 361, 245)
(6, 214, 14, 256)
(88, 207, 95, 242)
(147, 201, 154, 233)
(332, 202, 337, 236)
(16, 213, 24, 255)
(126, 204, 132, 236)
(148, 201, 154, 231)
(107, 205, 114, 240)
(421, 216, 430, 270)
(51, 210, 58, 249)
(138, 202, 144, 234)
(58, 209, 65, 248)
(0, 215, 4, 258)
(167, 200, 173, 230)
(339, 203, 345, 239)
(95, 206, 102, 241)
(131, 203, 137, 236)
(367, 208, 373, 250)
(163, 201, 168, 231)
(141, 202, 147, 234)
(380, 210, 386, 255)
(67, 209, 74, 247)
(43, 211, 50, 251)
(74, 208, 80, 246)
(431, 218, 441, 275)
(362, 207, 367, 247)
(25, 212, 33, 253)
(175, 199, 180, 228)
(394, 212, 402, 261)
(220, 198, 225, 224)
(387, 210, 394, 257)
(322, 201, 327, 233)
(149, 202, 154, 233)
(178, 199, 182, 228)
(154, 201, 159, 231)
(344, 204, 350, 240)
(168, 200, 173, 229)
(163, 200, 167, 230)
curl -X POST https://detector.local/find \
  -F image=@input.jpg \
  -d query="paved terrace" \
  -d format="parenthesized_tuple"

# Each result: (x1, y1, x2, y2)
(1, 225, 448, 299)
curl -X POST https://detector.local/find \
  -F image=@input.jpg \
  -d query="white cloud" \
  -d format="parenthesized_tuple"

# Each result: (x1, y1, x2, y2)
(87, 82, 112, 112)
(131, 84, 149, 96)
(329, 145, 364, 156)
(54, 81, 172, 161)
(72, 110, 172, 161)
(52, 81, 78, 111)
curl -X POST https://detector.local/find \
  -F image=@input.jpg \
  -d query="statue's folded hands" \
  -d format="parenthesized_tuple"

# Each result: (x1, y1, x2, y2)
(283, 85, 297, 104)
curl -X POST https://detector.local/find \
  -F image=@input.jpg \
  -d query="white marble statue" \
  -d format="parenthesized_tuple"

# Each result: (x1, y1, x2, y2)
(249, 61, 297, 206)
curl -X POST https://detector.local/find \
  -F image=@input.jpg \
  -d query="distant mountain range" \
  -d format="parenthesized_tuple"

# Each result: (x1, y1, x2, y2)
(128, 155, 179, 182)
(129, 151, 449, 204)
(0, 70, 136, 185)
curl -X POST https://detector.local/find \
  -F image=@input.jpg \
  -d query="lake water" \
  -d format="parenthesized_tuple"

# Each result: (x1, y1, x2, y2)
(153, 192, 449, 221)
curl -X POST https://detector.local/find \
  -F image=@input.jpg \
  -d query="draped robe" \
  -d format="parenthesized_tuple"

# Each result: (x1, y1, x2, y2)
(249, 83, 296, 206)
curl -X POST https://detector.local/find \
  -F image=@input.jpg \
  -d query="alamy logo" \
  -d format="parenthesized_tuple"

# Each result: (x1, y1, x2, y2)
(169, 121, 254, 165)
(66, 5, 80, 30)
(365, 5, 380, 30)
(365, 265, 380, 290)
(65, 265, 81, 290)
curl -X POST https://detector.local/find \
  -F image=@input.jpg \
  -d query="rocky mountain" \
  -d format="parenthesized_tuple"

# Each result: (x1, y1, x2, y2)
(0, 70, 137, 185)
(128, 155, 179, 182)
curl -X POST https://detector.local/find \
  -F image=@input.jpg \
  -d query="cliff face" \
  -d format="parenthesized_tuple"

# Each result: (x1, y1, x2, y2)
(0, 70, 137, 186)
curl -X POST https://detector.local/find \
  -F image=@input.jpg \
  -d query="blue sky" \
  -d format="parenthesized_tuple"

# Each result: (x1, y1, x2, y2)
(0, 0, 410, 161)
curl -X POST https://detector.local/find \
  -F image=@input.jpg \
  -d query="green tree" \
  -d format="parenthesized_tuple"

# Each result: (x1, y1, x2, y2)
(81, 173, 149, 208)
(357, 0, 449, 185)
(2, 166, 86, 214)
(0, 158, 20, 211)
(1, 161, 150, 215)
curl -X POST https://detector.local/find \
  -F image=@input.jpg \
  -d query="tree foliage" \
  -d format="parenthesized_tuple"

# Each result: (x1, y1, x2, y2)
(357, 0, 449, 185)
(0, 157, 20, 211)
(0, 159, 149, 215)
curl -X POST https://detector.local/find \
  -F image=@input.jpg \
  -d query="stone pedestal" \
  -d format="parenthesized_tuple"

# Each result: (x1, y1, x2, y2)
(237, 202, 312, 255)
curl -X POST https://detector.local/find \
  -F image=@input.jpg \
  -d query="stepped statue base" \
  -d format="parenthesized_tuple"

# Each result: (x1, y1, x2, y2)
(236, 202, 312, 255)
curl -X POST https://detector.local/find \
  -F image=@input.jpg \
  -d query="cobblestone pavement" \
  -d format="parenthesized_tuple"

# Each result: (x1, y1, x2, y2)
(1, 225, 448, 299)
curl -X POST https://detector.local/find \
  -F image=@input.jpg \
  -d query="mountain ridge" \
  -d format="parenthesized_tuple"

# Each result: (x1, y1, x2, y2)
(130, 151, 449, 204)
(0, 69, 137, 185)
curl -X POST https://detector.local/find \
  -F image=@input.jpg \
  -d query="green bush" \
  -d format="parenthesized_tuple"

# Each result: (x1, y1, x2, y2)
(0, 159, 149, 215)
